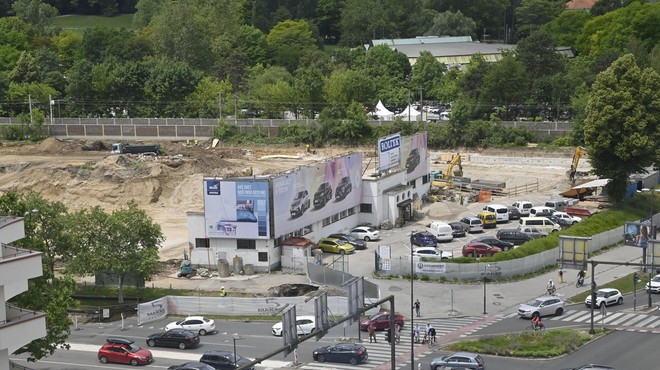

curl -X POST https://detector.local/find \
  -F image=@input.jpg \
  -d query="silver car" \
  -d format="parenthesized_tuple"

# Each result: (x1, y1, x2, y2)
(518, 296, 565, 318)
(430, 352, 485, 369)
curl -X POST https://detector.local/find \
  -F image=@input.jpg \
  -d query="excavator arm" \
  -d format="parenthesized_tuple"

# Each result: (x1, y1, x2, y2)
(569, 146, 588, 182)
(444, 153, 463, 179)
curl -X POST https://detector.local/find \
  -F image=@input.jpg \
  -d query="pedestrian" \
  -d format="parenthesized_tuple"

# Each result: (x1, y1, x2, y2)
(219, 286, 227, 297)
(414, 299, 421, 317)
(368, 322, 377, 343)
(558, 269, 564, 283)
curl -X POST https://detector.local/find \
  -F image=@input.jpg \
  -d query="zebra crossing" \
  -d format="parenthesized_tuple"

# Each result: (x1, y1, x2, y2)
(291, 316, 483, 370)
(502, 309, 660, 332)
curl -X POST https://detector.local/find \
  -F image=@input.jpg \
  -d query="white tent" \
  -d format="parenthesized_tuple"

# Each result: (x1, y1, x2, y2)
(375, 100, 394, 120)
(396, 104, 422, 121)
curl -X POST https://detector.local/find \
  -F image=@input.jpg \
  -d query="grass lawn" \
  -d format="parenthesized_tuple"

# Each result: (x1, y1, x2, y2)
(50, 14, 134, 32)
(568, 271, 653, 303)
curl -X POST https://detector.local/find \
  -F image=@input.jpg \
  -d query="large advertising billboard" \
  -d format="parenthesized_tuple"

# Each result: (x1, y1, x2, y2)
(624, 222, 656, 248)
(378, 133, 401, 172)
(272, 153, 363, 236)
(400, 132, 428, 178)
(203, 179, 270, 239)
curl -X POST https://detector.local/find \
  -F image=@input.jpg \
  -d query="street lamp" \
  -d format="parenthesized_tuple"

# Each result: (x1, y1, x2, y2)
(640, 188, 659, 308)
(409, 233, 415, 370)
(232, 335, 243, 368)
(483, 264, 491, 314)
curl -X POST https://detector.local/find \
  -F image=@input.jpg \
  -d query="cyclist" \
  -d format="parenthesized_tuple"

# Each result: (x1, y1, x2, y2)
(531, 316, 543, 330)
(547, 279, 556, 295)
(428, 326, 436, 344)
(577, 269, 585, 286)
(394, 324, 401, 344)
(413, 324, 421, 343)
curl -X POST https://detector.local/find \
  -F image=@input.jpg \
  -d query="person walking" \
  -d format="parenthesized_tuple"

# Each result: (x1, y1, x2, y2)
(368, 322, 377, 343)
(558, 269, 564, 283)
(219, 287, 227, 297)
(414, 299, 421, 317)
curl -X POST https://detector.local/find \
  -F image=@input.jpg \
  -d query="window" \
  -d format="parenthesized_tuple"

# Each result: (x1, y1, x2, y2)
(322, 217, 331, 226)
(422, 174, 429, 184)
(237, 239, 256, 249)
(348, 206, 356, 215)
(360, 203, 373, 213)
(195, 238, 210, 248)
(258, 252, 268, 262)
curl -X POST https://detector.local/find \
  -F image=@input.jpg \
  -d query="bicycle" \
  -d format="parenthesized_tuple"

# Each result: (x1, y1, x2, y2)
(526, 323, 545, 332)
(546, 286, 557, 296)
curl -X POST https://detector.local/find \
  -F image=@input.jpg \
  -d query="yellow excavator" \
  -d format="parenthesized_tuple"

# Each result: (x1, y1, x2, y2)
(432, 153, 463, 188)
(568, 146, 588, 183)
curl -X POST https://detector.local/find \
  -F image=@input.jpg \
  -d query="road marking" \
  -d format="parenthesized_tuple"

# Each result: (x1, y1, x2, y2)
(608, 313, 636, 325)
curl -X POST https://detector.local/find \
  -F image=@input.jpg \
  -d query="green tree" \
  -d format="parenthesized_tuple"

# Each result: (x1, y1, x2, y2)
(516, 0, 566, 39)
(591, 0, 639, 17)
(543, 9, 592, 47)
(266, 19, 318, 72)
(9, 51, 39, 83)
(425, 10, 477, 39)
(184, 76, 233, 118)
(294, 50, 332, 118)
(142, 56, 203, 117)
(336, 101, 372, 144)
(339, 0, 385, 46)
(12, 0, 58, 33)
(584, 54, 660, 202)
(0, 191, 78, 362)
(68, 201, 164, 303)
(323, 68, 375, 115)
(425, 0, 509, 41)
(515, 29, 565, 80)
(133, 0, 165, 28)
(481, 52, 529, 107)
(410, 51, 447, 101)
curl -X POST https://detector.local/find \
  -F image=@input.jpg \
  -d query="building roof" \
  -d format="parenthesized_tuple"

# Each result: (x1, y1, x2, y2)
(391, 42, 515, 66)
(566, 0, 596, 10)
(372, 35, 473, 47)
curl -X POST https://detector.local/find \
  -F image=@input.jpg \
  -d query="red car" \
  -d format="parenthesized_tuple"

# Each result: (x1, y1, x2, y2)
(359, 312, 405, 331)
(462, 242, 502, 257)
(98, 338, 153, 366)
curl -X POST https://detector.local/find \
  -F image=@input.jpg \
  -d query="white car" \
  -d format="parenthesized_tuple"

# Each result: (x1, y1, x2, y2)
(518, 296, 565, 318)
(646, 274, 660, 293)
(165, 316, 215, 336)
(349, 226, 380, 241)
(412, 247, 453, 259)
(585, 288, 623, 308)
(271, 316, 316, 336)
(552, 211, 582, 224)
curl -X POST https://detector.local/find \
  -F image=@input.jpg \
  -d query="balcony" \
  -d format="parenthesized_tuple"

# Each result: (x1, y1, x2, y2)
(0, 304, 46, 354)
(0, 246, 43, 301)
(0, 218, 25, 246)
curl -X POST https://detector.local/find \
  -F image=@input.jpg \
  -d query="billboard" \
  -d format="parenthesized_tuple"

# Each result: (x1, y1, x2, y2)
(624, 222, 656, 248)
(400, 132, 429, 178)
(203, 179, 270, 239)
(377, 133, 401, 172)
(272, 153, 363, 236)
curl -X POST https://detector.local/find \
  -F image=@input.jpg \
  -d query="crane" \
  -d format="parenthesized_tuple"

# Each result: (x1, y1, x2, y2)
(568, 146, 588, 183)
(444, 153, 463, 179)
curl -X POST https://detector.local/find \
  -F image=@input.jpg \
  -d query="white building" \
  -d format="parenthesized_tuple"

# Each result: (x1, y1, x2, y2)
(0, 217, 46, 370)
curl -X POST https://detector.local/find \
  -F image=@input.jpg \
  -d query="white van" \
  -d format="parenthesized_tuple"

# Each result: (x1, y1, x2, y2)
(529, 206, 555, 218)
(483, 204, 509, 223)
(518, 217, 560, 233)
(512, 201, 533, 217)
(426, 221, 454, 242)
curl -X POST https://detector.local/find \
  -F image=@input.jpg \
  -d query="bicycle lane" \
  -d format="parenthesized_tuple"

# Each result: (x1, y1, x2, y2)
(371, 314, 501, 370)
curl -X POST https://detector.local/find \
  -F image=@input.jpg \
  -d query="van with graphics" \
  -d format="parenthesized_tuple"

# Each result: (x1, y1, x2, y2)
(425, 221, 454, 242)
(483, 204, 509, 223)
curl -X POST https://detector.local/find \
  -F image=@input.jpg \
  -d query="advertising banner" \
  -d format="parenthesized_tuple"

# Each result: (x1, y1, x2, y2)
(272, 153, 363, 236)
(377, 133, 401, 172)
(137, 297, 168, 326)
(203, 179, 270, 239)
(414, 260, 447, 274)
(400, 132, 428, 178)
(624, 222, 656, 248)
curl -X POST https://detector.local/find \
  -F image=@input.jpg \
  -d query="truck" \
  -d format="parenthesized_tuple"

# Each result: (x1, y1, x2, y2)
(111, 143, 160, 155)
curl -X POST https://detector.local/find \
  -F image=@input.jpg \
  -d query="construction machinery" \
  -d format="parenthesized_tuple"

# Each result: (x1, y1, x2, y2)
(568, 146, 588, 183)
(177, 249, 196, 278)
(431, 153, 465, 189)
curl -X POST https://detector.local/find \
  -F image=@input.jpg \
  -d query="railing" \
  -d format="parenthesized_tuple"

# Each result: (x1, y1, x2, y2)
(1, 304, 43, 326)
(504, 180, 540, 197)
(0, 243, 38, 261)
(10, 361, 34, 370)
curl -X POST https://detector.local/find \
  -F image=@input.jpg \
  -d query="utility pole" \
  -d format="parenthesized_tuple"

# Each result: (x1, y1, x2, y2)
(219, 92, 223, 119)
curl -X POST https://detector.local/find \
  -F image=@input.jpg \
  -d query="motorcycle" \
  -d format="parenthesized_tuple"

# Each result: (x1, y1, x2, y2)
(576, 276, 585, 288)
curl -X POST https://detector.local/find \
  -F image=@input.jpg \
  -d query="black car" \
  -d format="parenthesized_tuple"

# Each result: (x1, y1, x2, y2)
(335, 176, 352, 201)
(200, 350, 254, 370)
(312, 343, 368, 365)
(471, 236, 514, 251)
(496, 229, 533, 246)
(548, 215, 573, 229)
(147, 329, 200, 349)
(449, 222, 467, 238)
(328, 233, 367, 250)
(406, 148, 420, 174)
(507, 206, 521, 220)
(313, 182, 333, 209)
(168, 362, 215, 370)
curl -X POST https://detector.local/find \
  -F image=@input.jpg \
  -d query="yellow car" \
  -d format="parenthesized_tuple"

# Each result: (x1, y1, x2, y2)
(317, 238, 355, 255)
(477, 211, 497, 229)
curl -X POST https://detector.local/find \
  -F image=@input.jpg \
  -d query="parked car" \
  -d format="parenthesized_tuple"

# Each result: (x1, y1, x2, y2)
(406, 148, 420, 174)
(350, 226, 380, 241)
(562, 365, 616, 370)
(272, 316, 316, 336)
(471, 236, 514, 251)
(544, 199, 569, 211)
(312, 343, 368, 365)
(328, 233, 367, 250)
(517, 226, 548, 239)
(507, 206, 521, 220)
(529, 206, 555, 218)
(476, 211, 497, 229)
(316, 237, 354, 255)
(165, 316, 215, 336)
(359, 312, 405, 331)
(459, 216, 484, 233)
(335, 176, 352, 201)
(585, 288, 623, 308)
(496, 229, 533, 246)
(98, 337, 153, 366)
(146, 329, 200, 349)
(449, 221, 467, 238)
(552, 211, 582, 224)
(199, 350, 254, 370)
(430, 352, 485, 370)
(411, 231, 439, 247)
(168, 362, 216, 370)
(512, 200, 533, 217)
(646, 274, 660, 293)
(313, 182, 333, 209)
(548, 215, 573, 229)
(412, 246, 453, 259)
(289, 190, 310, 218)
(462, 242, 502, 257)
(518, 296, 565, 318)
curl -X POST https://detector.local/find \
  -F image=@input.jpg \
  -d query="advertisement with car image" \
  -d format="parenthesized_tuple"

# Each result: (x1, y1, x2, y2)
(400, 132, 428, 178)
(272, 153, 362, 236)
(203, 179, 270, 239)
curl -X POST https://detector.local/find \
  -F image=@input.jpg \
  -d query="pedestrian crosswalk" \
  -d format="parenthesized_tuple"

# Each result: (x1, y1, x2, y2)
(289, 316, 483, 370)
(501, 309, 660, 333)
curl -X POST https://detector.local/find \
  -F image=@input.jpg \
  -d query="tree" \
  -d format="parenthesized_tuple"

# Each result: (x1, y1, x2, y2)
(0, 191, 78, 362)
(425, 0, 509, 41)
(337, 101, 373, 144)
(68, 201, 164, 303)
(591, 0, 639, 17)
(184, 76, 233, 118)
(516, 0, 566, 39)
(584, 54, 660, 202)
(266, 19, 318, 72)
(323, 68, 375, 115)
(339, 0, 385, 46)
(481, 52, 529, 107)
(410, 51, 447, 101)
(543, 9, 592, 47)
(425, 10, 477, 39)
(12, 0, 58, 33)
(515, 29, 565, 80)
(133, 0, 165, 28)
